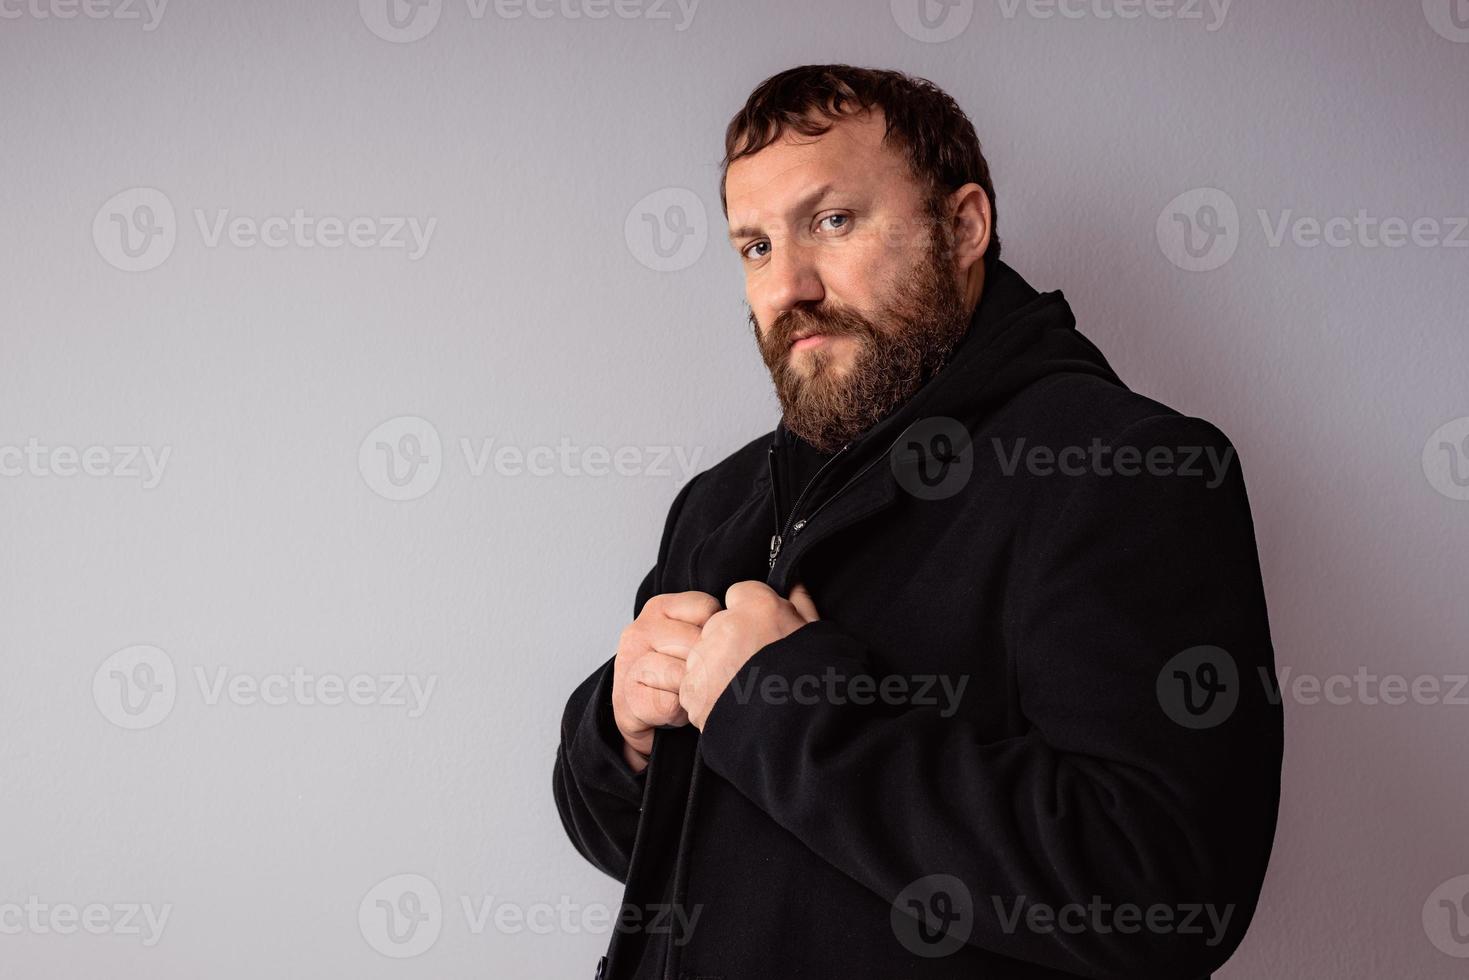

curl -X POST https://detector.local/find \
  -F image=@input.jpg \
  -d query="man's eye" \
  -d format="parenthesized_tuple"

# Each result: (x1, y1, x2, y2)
(743, 241, 770, 260)
(818, 213, 851, 233)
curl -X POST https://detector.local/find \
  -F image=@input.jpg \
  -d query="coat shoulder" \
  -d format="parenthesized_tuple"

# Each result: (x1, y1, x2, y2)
(1003, 371, 1238, 449)
(668, 427, 773, 527)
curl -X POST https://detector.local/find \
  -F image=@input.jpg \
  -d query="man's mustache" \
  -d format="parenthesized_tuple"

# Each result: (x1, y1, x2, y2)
(764, 305, 868, 353)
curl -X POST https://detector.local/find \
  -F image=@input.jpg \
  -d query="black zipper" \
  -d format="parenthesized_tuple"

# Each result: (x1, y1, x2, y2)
(766, 418, 924, 572)
(767, 441, 851, 568)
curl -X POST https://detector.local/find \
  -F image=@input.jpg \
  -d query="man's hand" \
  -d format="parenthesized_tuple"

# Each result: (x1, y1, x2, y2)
(680, 581, 820, 731)
(612, 590, 722, 773)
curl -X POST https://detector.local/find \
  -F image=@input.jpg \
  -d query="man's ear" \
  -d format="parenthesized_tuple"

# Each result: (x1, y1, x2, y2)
(946, 182, 993, 275)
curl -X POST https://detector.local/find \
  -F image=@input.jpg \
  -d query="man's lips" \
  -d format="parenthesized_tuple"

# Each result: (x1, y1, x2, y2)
(790, 333, 829, 351)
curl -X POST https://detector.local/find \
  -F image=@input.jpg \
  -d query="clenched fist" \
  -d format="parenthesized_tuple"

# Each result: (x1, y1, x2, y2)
(612, 590, 722, 773)
(679, 581, 820, 731)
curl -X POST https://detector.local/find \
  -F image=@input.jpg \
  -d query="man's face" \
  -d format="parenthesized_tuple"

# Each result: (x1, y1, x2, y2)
(725, 108, 971, 452)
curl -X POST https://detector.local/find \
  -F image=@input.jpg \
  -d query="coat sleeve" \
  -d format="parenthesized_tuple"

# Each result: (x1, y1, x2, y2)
(697, 414, 1284, 979)
(552, 472, 703, 883)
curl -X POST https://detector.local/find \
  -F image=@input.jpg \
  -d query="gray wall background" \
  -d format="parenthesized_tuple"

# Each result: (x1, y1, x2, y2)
(2, 0, 1467, 976)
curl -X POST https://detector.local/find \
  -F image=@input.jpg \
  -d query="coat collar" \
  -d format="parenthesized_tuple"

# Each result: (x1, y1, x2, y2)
(693, 261, 1118, 596)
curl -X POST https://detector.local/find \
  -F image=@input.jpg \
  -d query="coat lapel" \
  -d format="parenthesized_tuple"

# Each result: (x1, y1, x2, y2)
(683, 473, 775, 597)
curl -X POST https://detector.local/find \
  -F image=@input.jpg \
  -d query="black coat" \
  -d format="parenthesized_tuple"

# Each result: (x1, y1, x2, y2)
(553, 261, 1284, 980)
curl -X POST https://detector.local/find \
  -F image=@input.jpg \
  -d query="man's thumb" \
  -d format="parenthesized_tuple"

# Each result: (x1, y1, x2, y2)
(788, 582, 820, 623)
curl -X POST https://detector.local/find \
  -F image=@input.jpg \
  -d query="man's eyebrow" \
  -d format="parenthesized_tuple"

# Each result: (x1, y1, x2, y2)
(727, 182, 837, 241)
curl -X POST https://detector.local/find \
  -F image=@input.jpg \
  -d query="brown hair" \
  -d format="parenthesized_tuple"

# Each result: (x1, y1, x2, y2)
(719, 64, 1000, 267)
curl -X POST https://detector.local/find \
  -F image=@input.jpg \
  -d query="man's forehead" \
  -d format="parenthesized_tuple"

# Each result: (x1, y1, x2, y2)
(724, 110, 907, 229)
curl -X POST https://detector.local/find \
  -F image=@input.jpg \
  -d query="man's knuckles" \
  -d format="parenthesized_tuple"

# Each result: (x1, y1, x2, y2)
(724, 580, 775, 610)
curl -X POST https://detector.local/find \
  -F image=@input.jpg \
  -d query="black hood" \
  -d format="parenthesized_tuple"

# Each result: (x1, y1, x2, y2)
(771, 259, 1127, 479)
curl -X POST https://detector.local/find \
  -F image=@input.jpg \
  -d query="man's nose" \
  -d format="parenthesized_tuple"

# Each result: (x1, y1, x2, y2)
(762, 237, 824, 314)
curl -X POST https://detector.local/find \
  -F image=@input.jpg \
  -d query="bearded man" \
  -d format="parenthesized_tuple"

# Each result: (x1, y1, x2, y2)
(553, 64, 1283, 980)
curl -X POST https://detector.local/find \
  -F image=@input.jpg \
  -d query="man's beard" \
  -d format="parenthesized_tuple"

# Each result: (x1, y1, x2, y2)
(751, 221, 972, 454)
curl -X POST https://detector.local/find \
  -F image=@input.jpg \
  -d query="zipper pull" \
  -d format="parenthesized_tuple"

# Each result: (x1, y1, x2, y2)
(768, 533, 782, 568)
